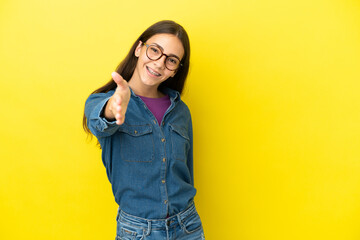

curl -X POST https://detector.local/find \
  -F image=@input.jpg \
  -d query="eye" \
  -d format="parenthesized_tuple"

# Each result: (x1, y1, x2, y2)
(167, 57, 179, 65)
(150, 46, 159, 54)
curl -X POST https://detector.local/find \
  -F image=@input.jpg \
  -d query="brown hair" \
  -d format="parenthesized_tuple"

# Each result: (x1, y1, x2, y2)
(83, 20, 190, 135)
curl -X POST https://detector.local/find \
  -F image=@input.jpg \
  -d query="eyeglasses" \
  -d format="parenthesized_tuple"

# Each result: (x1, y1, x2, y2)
(144, 43, 182, 71)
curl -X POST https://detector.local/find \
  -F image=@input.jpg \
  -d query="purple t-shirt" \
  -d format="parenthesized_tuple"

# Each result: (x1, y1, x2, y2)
(139, 95, 171, 125)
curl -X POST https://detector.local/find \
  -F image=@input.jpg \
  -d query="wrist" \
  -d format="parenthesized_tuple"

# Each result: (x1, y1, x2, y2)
(103, 99, 116, 121)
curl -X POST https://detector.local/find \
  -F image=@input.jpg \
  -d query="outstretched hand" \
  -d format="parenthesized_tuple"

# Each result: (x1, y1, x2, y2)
(104, 72, 131, 125)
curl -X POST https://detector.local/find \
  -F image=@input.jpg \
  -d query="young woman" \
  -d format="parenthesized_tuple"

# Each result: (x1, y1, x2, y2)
(83, 20, 205, 240)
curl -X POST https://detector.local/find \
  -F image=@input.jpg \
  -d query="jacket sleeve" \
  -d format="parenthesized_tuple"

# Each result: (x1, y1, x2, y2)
(187, 111, 194, 186)
(84, 90, 120, 138)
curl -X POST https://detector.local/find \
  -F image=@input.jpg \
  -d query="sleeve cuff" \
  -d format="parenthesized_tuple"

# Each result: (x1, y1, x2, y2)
(92, 96, 117, 131)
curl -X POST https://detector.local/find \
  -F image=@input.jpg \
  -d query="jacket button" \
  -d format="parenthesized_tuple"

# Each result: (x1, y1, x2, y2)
(161, 138, 165, 142)
(134, 130, 138, 134)
(164, 200, 168, 204)
(162, 158, 166, 162)
(162, 180, 165, 184)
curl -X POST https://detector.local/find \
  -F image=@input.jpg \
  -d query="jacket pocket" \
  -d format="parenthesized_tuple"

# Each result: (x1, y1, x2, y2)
(118, 124, 154, 162)
(169, 124, 190, 161)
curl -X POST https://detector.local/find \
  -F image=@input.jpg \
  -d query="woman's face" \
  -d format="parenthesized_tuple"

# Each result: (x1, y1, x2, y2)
(132, 33, 185, 89)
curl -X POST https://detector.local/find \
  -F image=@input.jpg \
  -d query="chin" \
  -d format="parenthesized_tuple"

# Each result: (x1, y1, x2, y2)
(141, 73, 167, 88)
(140, 76, 162, 88)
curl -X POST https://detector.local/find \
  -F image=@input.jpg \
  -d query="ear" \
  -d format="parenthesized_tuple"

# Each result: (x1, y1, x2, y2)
(134, 41, 143, 57)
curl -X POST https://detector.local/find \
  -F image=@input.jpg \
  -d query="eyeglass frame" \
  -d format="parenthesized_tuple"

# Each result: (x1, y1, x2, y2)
(143, 43, 183, 71)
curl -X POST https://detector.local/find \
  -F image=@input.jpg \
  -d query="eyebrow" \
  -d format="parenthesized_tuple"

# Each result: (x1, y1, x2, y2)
(151, 43, 181, 60)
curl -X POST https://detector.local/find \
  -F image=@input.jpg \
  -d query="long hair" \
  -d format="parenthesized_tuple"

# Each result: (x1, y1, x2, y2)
(83, 20, 191, 136)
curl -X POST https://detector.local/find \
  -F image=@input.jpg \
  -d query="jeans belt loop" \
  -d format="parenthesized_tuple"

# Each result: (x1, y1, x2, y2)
(145, 220, 151, 236)
(176, 214, 183, 229)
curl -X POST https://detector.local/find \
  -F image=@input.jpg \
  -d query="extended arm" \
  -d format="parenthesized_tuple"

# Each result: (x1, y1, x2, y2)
(84, 72, 130, 138)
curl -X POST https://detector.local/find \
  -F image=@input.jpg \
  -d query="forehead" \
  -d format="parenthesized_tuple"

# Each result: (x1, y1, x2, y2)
(146, 33, 184, 59)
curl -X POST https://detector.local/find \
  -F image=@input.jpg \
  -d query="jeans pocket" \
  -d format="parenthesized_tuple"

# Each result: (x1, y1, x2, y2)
(116, 227, 137, 240)
(180, 210, 203, 234)
(116, 220, 145, 240)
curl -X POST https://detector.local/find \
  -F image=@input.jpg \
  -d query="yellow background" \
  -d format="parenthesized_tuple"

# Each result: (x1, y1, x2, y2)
(1, 0, 360, 239)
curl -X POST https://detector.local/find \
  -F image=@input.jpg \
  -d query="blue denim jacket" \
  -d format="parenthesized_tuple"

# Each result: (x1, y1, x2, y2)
(85, 87, 197, 219)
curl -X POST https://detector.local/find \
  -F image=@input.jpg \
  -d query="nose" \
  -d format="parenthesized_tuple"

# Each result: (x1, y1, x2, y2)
(153, 55, 167, 69)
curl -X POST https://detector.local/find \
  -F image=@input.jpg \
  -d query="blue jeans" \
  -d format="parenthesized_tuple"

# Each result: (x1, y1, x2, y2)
(115, 202, 205, 240)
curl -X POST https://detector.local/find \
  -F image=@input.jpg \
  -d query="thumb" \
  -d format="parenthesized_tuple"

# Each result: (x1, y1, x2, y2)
(111, 72, 128, 90)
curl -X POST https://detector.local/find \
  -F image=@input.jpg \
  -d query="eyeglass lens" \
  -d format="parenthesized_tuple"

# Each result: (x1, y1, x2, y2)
(146, 45, 180, 70)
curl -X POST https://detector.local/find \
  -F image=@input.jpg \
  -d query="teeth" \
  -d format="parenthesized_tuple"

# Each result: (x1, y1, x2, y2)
(147, 67, 161, 76)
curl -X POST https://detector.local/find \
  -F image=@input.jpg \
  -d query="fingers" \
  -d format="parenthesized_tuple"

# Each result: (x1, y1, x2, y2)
(111, 103, 124, 125)
(115, 112, 124, 125)
(111, 72, 128, 91)
(111, 71, 123, 84)
(111, 96, 124, 125)
(114, 94, 121, 105)
(110, 72, 130, 125)
(115, 106, 127, 125)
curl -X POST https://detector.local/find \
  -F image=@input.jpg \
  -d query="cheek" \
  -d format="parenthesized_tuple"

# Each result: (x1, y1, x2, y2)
(135, 55, 148, 70)
(139, 54, 152, 66)
(163, 71, 175, 81)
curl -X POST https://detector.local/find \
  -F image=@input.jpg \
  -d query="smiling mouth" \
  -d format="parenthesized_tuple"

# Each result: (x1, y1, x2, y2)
(146, 66, 161, 77)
